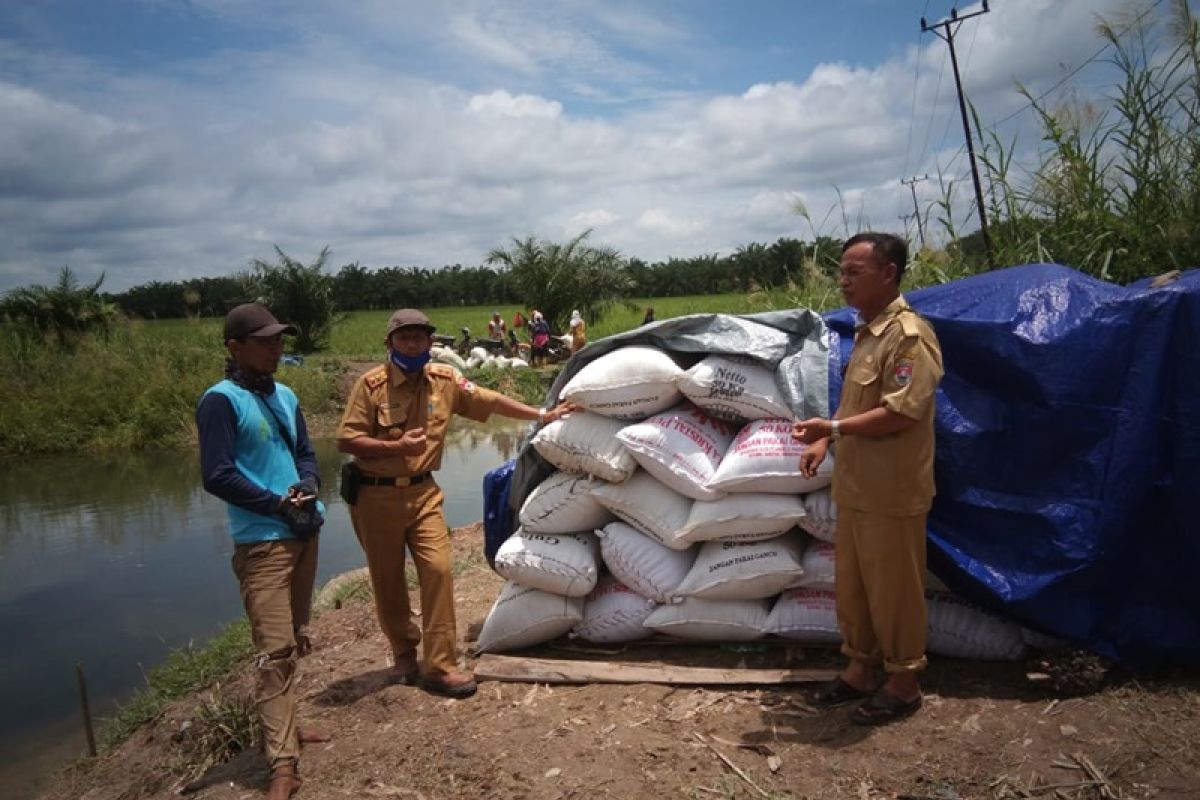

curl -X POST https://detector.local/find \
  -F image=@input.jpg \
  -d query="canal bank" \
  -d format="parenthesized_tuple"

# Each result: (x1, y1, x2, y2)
(1, 419, 526, 800)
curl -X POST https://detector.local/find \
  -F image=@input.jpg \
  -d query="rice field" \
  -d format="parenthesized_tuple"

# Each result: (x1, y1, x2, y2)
(139, 291, 833, 360)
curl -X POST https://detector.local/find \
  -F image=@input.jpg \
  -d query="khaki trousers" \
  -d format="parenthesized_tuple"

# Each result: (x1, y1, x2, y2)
(835, 507, 928, 673)
(231, 537, 318, 770)
(350, 480, 459, 675)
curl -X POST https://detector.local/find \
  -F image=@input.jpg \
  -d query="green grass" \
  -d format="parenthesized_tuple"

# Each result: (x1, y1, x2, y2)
(98, 618, 255, 751)
(324, 292, 824, 357)
(1, 289, 853, 455)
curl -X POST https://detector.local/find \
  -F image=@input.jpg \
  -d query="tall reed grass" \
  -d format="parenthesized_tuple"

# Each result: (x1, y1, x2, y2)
(0, 320, 337, 455)
(939, 1, 1200, 281)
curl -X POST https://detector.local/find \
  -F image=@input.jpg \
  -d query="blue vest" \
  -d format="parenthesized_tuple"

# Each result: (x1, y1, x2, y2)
(203, 380, 323, 544)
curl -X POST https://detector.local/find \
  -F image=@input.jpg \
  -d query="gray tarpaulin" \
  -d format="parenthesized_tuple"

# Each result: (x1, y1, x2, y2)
(508, 309, 830, 514)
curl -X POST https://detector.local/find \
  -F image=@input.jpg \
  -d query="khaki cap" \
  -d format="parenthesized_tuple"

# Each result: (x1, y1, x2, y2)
(386, 308, 436, 336)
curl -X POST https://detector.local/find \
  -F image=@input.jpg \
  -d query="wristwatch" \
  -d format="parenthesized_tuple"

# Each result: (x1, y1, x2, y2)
(538, 408, 548, 424)
(830, 419, 842, 441)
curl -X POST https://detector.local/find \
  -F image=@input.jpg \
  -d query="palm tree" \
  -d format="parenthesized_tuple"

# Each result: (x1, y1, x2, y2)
(0, 266, 118, 348)
(485, 230, 632, 333)
(245, 246, 340, 353)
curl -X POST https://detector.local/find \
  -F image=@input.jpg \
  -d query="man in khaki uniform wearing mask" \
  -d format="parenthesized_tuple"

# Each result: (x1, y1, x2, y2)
(337, 309, 575, 698)
(793, 232, 943, 725)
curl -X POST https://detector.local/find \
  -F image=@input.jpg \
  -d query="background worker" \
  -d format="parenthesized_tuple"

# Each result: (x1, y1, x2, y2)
(196, 303, 328, 799)
(528, 310, 551, 366)
(792, 232, 943, 726)
(487, 310, 507, 342)
(568, 309, 587, 352)
(336, 308, 576, 698)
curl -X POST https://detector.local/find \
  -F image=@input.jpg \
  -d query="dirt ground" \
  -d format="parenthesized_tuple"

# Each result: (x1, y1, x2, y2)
(39, 523, 1200, 800)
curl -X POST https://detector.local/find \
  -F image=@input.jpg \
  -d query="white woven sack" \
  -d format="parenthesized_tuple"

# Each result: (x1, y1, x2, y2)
(673, 535, 807, 601)
(560, 346, 684, 420)
(590, 470, 693, 550)
(792, 540, 836, 589)
(679, 493, 806, 545)
(469, 346, 489, 362)
(677, 354, 792, 422)
(431, 346, 468, 371)
(596, 520, 695, 603)
(493, 529, 601, 598)
(476, 581, 584, 653)
(707, 418, 834, 494)
(518, 471, 614, 534)
(532, 412, 638, 483)
(571, 575, 657, 643)
(643, 597, 768, 642)
(798, 488, 837, 543)
(764, 588, 842, 644)
(617, 405, 736, 500)
(926, 593, 1027, 661)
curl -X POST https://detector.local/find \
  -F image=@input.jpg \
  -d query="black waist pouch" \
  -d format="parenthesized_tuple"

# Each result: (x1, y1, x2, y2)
(339, 461, 361, 506)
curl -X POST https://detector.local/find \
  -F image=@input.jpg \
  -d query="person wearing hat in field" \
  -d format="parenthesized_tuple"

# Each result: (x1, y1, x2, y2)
(336, 308, 576, 698)
(487, 310, 507, 342)
(196, 302, 328, 799)
(569, 309, 587, 353)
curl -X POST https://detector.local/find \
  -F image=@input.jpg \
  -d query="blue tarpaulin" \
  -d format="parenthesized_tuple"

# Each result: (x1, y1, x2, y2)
(488, 263, 1200, 669)
(825, 264, 1200, 669)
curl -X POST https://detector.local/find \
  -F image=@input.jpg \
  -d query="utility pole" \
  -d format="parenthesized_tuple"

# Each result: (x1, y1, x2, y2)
(922, 2, 994, 267)
(901, 175, 929, 249)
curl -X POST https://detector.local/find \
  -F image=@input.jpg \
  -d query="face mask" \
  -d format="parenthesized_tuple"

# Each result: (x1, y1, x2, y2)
(390, 349, 431, 374)
(225, 358, 276, 395)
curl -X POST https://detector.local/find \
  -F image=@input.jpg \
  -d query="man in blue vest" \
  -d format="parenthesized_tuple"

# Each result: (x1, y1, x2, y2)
(197, 302, 327, 799)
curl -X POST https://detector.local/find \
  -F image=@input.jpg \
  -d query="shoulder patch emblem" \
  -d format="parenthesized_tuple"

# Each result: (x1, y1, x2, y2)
(364, 366, 389, 390)
(456, 374, 477, 394)
(893, 358, 914, 387)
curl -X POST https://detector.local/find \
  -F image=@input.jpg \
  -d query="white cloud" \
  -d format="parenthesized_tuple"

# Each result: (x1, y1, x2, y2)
(0, 0, 1147, 290)
(448, 12, 539, 75)
(468, 90, 562, 119)
(635, 208, 704, 239)
(567, 209, 619, 231)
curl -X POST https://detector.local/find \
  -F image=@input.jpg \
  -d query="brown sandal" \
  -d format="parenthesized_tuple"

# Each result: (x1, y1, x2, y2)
(809, 676, 874, 708)
(850, 690, 923, 725)
(268, 762, 303, 799)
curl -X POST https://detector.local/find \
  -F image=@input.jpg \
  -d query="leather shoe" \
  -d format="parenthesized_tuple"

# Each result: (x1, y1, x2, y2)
(419, 669, 477, 699)
(390, 652, 420, 685)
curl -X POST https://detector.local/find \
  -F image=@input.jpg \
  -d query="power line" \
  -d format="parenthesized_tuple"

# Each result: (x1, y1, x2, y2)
(902, 28, 925, 178)
(916, 36, 948, 175)
(903, 0, 935, 177)
(922, 1, 995, 266)
(989, 0, 1167, 129)
(935, 6, 981, 158)
(901, 175, 931, 248)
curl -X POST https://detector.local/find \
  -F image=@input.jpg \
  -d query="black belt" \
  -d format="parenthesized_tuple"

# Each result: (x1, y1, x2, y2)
(359, 471, 432, 487)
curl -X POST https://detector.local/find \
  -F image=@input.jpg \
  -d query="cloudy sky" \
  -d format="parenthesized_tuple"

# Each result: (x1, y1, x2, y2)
(0, 0, 1144, 292)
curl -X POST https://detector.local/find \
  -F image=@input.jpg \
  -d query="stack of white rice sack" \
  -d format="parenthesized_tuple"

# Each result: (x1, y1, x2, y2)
(430, 344, 531, 371)
(477, 345, 1028, 661)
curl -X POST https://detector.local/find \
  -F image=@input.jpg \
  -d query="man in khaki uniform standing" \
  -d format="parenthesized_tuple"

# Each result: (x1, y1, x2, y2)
(793, 232, 943, 725)
(337, 309, 575, 698)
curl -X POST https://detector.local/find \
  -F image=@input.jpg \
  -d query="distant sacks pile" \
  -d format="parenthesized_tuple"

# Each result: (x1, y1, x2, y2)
(477, 344, 1028, 661)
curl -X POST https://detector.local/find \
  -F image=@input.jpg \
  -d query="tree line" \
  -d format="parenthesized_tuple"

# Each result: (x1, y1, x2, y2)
(99, 234, 837, 323)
